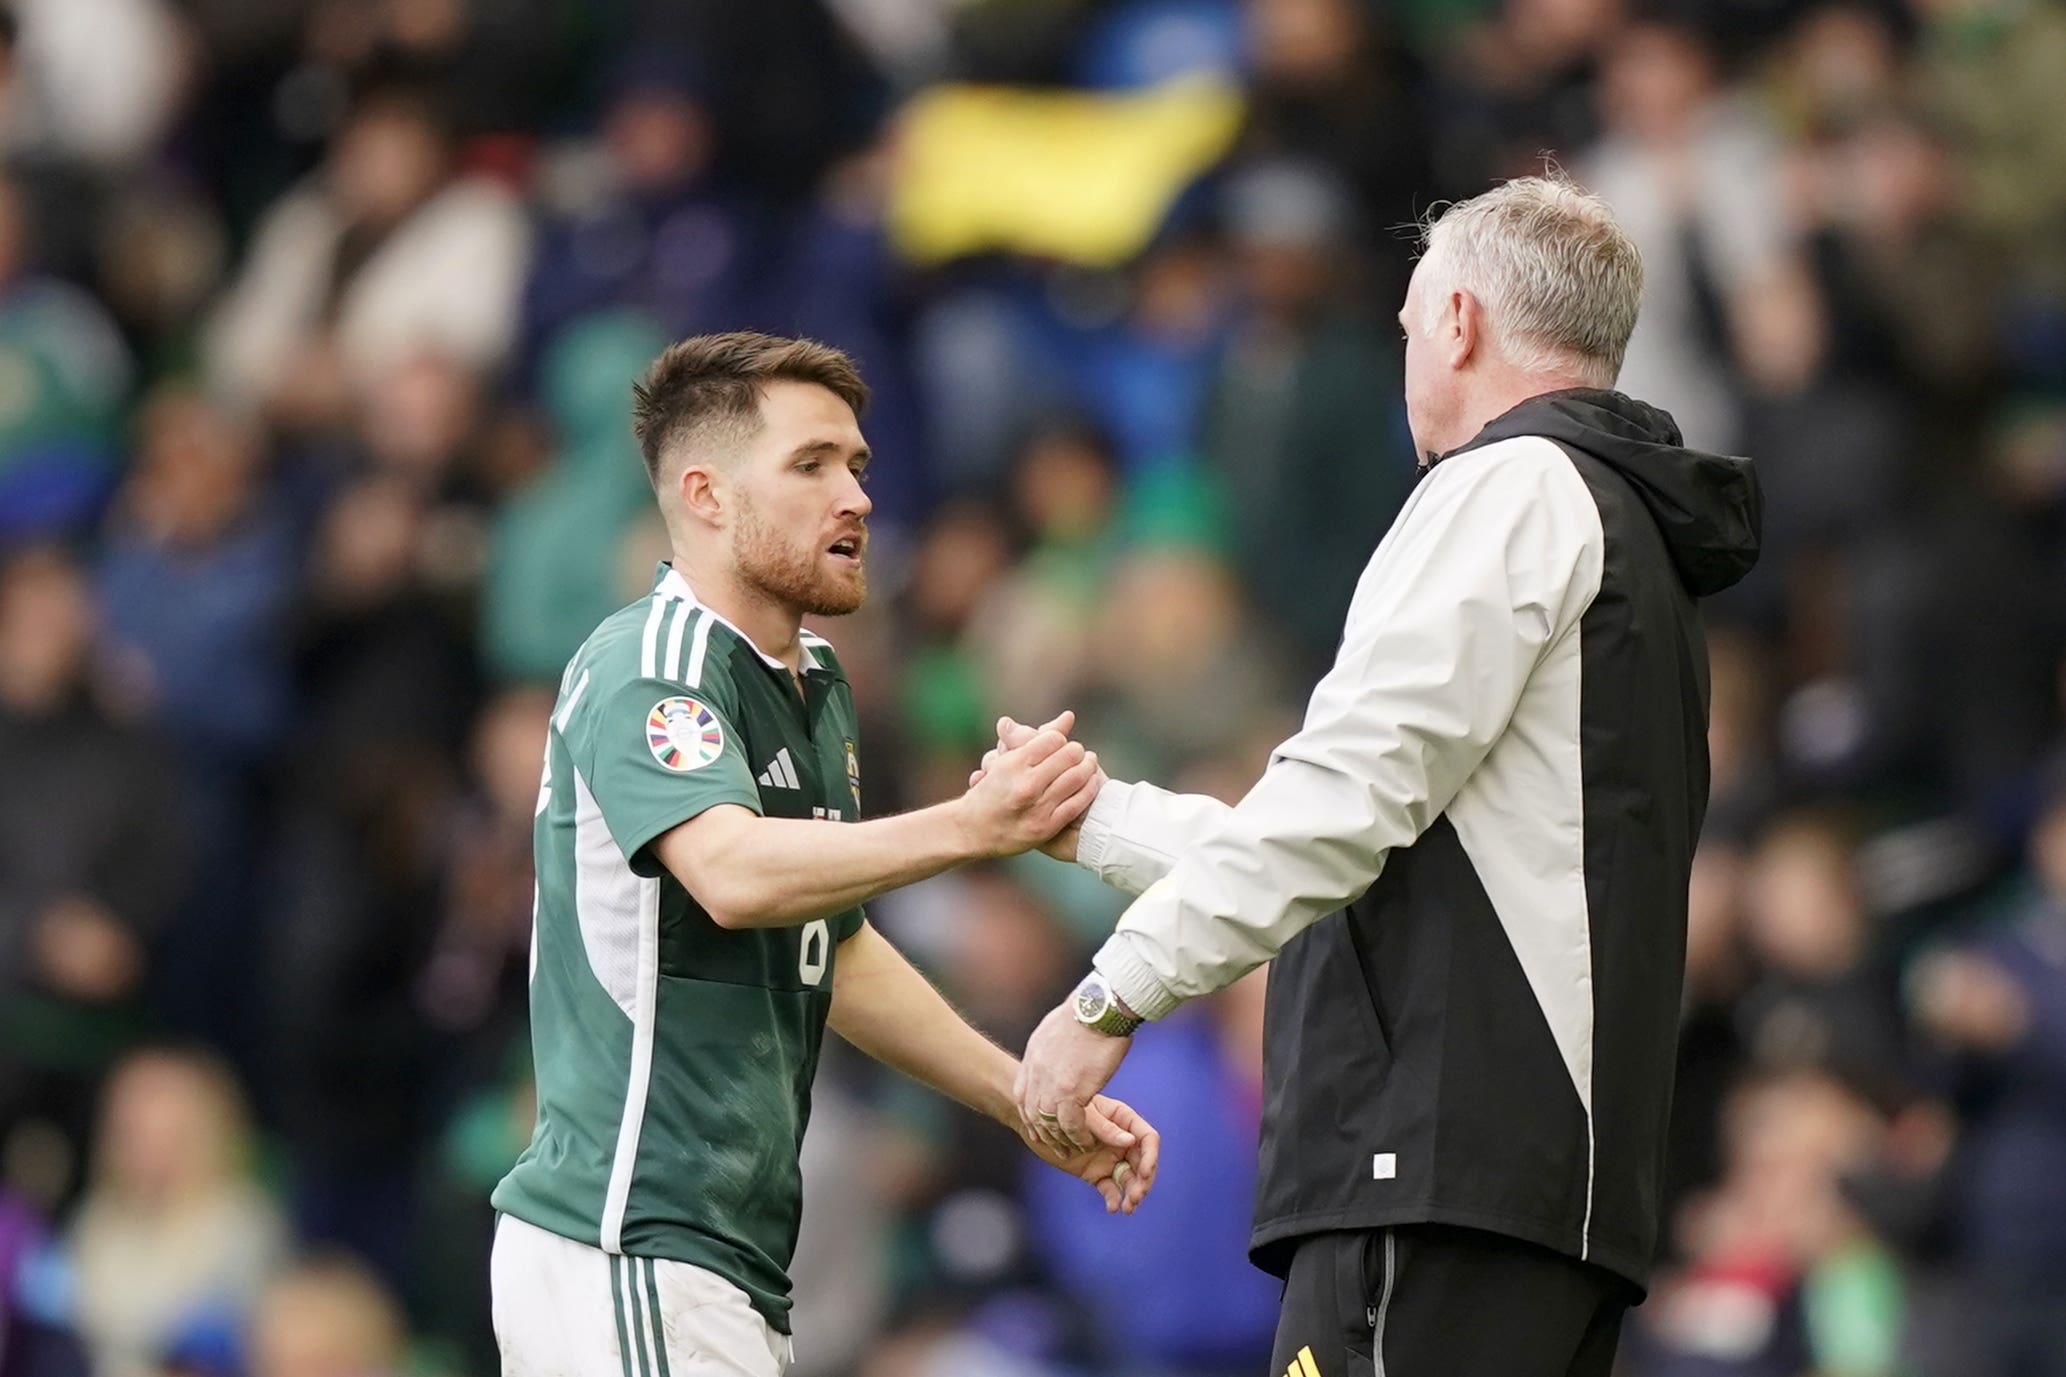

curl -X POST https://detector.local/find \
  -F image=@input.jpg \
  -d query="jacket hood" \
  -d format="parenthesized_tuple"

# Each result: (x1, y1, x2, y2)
(1443, 388, 1763, 597)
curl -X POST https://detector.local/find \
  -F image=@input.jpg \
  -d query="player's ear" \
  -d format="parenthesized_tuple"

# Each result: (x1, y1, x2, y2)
(678, 460, 725, 527)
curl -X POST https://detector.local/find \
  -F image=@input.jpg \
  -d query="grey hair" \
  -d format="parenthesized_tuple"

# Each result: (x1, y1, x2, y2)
(1416, 176, 1643, 387)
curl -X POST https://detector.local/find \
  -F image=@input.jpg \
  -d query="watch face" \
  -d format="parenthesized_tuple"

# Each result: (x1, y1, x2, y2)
(1074, 979, 1108, 1023)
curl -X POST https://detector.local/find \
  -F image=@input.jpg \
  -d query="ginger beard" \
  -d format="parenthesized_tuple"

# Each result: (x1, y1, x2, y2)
(731, 490, 867, 618)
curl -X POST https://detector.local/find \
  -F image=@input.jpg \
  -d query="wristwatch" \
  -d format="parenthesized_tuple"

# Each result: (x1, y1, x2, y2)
(1071, 971, 1143, 1038)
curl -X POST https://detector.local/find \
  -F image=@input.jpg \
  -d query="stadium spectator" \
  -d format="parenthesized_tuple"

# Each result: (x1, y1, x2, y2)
(518, 46, 773, 393)
(95, 389, 292, 1055)
(955, 420, 1119, 750)
(1736, 810, 1912, 1101)
(203, 82, 529, 422)
(1908, 769, 2066, 1377)
(0, 173, 133, 539)
(1627, 1069, 1903, 1377)
(417, 685, 553, 1080)
(1238, 0, 1430, 308)
(1583, 17, 1808, 453)
(96, 390, 294, 766)
(244, 1255, 406, 1377)
(895, 498, 1021, 800)
(1915, 0, 2066, 313)
(1065, 224, 1233, 473)
(765, 141, 932, 534)
(1421, 0, 1619, 195)
(0, 0, 185, 171)
(1075, 538, 1291, 783)
(260, 470, 481, 1287)
(1666, 842, 1754, 1227)
(64, 1048, 286, 1377)
(478, 310, 668, 683)
(0, 542, 185, 1209)
(1200, 155, 1414, 668)
(0, 1186, 89, 1377)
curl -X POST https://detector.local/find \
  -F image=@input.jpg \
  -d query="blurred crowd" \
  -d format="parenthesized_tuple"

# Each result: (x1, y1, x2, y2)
(0, 0, 2063, 1374)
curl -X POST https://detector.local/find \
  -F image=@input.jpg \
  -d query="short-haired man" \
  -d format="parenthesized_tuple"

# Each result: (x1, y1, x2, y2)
(490, 333, 1159, 1377)
(1012, 178, 1764, 1375)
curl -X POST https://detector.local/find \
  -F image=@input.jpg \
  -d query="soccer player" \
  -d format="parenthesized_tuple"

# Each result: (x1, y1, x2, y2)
(489, 333, 1159, 1377)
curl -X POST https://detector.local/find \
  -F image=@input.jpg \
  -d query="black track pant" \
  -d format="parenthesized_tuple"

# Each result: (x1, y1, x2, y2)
(1266, 1223, 1636, 1377)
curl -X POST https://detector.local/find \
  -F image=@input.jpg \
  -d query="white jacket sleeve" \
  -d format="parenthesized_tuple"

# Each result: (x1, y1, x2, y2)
(1089, 440, 1604, 1020)
(1075, 778, 1232, 897)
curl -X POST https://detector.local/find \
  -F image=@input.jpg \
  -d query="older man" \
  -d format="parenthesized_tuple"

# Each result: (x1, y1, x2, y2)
(1011, 177, 1763, 1375)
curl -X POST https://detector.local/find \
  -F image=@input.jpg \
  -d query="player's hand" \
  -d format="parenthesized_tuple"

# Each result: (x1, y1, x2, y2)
(969, 714, 1106, 861)
(1015, 999, 1134, 1155)
(955, 713, 1099, 859)
(1021, 1093, 1160, 1215)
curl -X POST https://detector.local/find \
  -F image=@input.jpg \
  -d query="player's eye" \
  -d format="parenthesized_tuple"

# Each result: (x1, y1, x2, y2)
(796, 459, 820, 474)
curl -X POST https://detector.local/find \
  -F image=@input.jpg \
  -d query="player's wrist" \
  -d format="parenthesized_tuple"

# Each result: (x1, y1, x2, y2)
(942, 795, 999, 862)
(983, 1057, 1022, 1129)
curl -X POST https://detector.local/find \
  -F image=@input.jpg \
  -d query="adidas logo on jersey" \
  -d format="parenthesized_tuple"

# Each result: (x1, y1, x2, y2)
(756, 748, 801, 790)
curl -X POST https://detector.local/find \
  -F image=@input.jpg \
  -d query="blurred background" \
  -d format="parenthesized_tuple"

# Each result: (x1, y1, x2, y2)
(0, 0, 2062, 1374)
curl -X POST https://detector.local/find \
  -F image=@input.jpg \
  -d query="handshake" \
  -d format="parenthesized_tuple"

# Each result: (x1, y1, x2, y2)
(941, 711, 1162, 1217)
(949, 710, 1107, 862)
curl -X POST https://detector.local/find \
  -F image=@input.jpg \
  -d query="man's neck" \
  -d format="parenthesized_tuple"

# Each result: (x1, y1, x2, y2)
(1441, 369, 1600, 457)
(669, 555, 806, 675)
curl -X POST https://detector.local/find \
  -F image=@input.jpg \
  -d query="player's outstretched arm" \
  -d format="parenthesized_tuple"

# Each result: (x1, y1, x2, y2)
(828, 921, 1158, 1214)
(650, 724, 1100, 930)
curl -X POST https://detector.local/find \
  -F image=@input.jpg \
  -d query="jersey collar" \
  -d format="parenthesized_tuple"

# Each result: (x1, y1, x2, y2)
(653, 564, 822, 673)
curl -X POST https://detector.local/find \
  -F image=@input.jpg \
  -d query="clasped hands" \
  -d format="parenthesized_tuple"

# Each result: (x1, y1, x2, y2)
(967, 712, 1149, 1210)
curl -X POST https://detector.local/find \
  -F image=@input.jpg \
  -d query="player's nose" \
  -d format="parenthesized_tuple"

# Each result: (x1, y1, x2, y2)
(836, 469, 872, 519)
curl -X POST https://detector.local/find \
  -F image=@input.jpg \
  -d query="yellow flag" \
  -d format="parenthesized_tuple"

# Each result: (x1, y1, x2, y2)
(888, 76, 1245, 267)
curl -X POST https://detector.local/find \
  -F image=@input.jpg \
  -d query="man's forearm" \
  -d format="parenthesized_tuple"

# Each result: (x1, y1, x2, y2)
(656, 803, 981, 930)
(828, 923, 1019, 1125)
(1075, 779, 1234, 895)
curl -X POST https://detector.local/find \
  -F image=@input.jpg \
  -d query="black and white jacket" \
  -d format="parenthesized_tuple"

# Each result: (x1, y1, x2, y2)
(1078, 389, 1762, 1291)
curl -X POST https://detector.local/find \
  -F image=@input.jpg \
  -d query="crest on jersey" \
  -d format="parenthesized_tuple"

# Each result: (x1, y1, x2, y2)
(845, 738, 861, 809)
(647, 697, 724, 772)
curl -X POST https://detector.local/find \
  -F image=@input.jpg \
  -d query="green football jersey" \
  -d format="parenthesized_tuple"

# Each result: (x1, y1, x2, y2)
(492, 564, 867, 1334)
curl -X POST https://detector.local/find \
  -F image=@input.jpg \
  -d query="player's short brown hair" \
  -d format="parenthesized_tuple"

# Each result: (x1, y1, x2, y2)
(630, 332, 870, 486)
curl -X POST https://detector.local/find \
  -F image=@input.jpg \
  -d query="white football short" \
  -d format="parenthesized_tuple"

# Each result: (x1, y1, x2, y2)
(491, 1213, 794, 1377)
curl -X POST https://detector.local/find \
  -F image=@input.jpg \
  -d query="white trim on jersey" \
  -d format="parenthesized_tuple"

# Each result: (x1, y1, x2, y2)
(554, 669, 592, 732)
(684, 610, 715, 689)
(570, 768, 646, 1017)
(638, 596, 669, 678)
(658, 564, 826, 673)
(599, 869, 661, 1254)
(662, 600, 693, 682)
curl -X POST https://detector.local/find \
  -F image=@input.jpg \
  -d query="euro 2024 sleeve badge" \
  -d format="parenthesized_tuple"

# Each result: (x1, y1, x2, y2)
(647, 697, 724, 772)
(844, 738, 860, 810)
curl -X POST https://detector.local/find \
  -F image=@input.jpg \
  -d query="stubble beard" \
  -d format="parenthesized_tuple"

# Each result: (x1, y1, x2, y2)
(732, 497, 866, 618)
